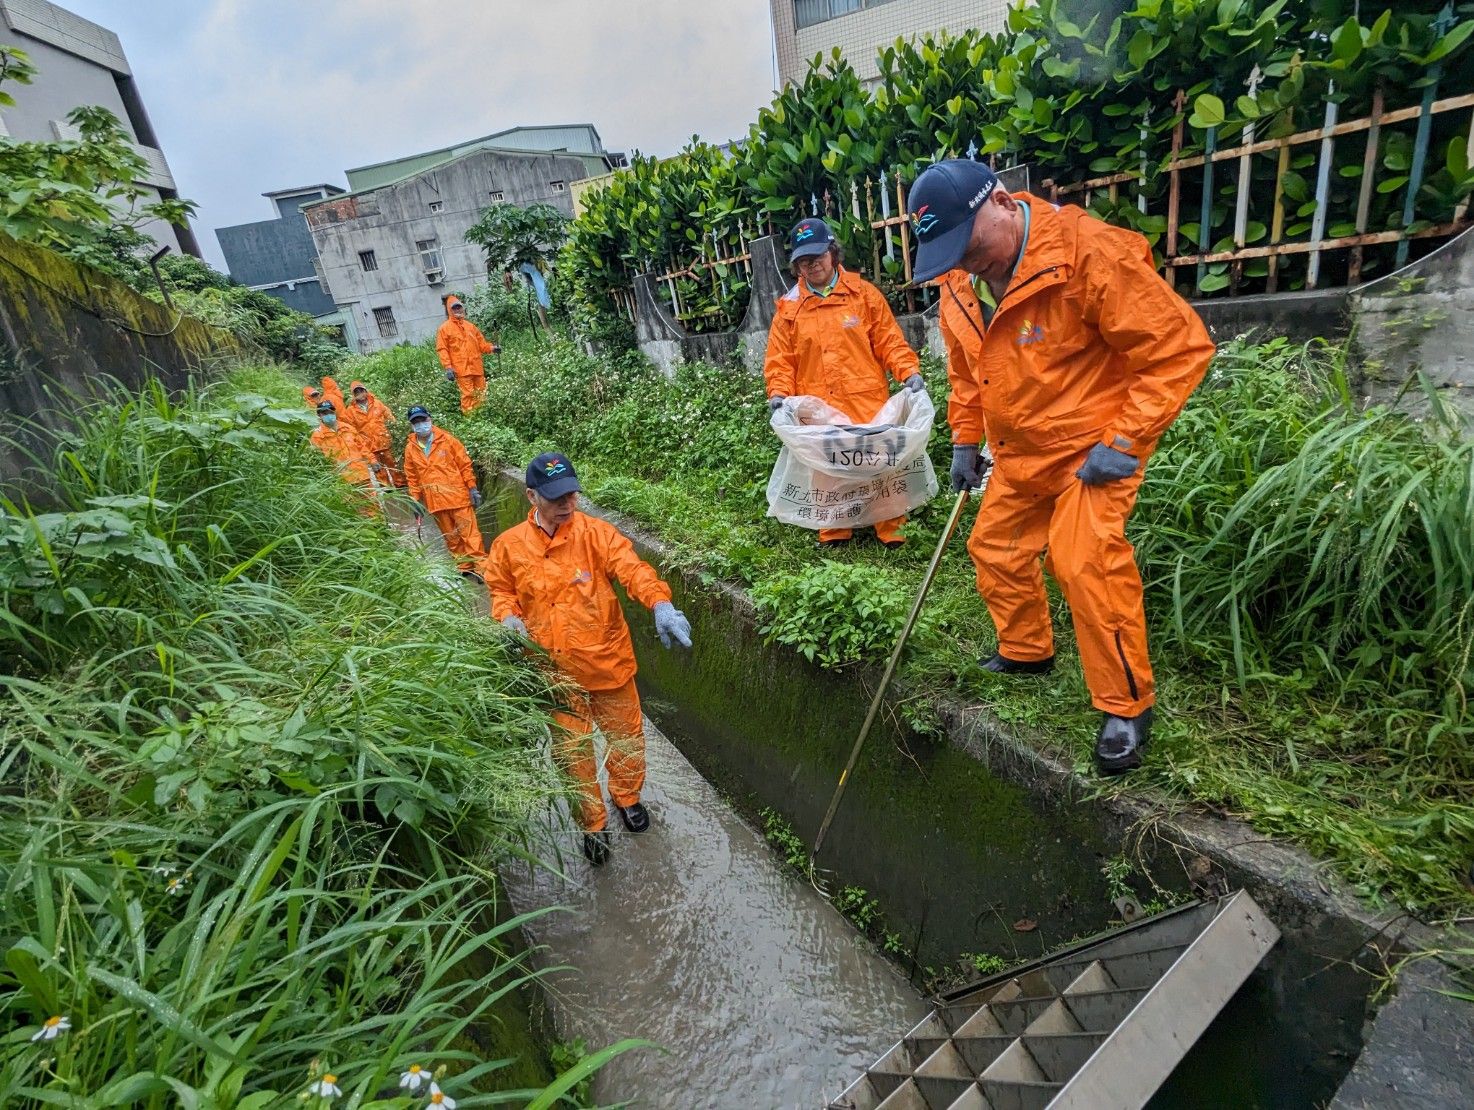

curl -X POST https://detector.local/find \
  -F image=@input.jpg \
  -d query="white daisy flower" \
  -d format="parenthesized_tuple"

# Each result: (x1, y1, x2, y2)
(165, 871, 192, 895)
(399, 1064, 428, 1092)
(306, 1074, 341, 1099)
(30, 1015, 70, 1042)
(426, 1081, 456, 1109)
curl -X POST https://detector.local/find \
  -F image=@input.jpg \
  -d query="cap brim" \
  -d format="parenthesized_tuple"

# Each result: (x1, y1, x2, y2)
(789, 240, 831, 262)
(537, 476, 582, 499)
(912, 219, 975, 283)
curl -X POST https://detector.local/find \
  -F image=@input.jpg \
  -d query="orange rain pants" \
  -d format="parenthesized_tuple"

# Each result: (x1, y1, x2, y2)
(968, 456, 1152, 717)
(436, 295, 494, 414)
(551, 679, 646, 833)
(430, 506, 485, 566)
(763, 267, 920, 544)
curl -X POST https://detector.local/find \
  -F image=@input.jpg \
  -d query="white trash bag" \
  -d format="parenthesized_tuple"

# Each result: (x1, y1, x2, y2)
(766, 390, 939, 529)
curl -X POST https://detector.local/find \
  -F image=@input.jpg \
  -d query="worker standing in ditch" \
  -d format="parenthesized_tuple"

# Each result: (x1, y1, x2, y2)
(399, 404, 487, 576)
(906, 160, 1213, 774)
(436, 294, 498, 414)
(486, 452, 693, 867)
(763, 217, 926, 549)
(309, 399, 379, 503)
(344, 379, 403, 487)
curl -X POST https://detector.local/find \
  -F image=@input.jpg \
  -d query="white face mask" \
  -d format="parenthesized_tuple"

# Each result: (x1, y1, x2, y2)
(354, 397, 368, 410)
(412, 420, 432, 439)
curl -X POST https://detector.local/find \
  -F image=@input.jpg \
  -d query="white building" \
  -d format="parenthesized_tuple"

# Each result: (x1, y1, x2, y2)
(0, 0, 200, 256)
(771, 0, 1009, 87)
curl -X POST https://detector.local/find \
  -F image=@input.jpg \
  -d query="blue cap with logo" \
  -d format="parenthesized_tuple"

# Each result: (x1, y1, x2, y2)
(787, 217, 836, 262)
(907, 159, 1001, 283)
(406, 405, 430, 422)
(527, 451, 581, 499)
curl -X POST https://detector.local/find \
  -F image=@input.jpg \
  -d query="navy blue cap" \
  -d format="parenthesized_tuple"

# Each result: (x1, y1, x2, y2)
(908, 160, 1000, 282)
(315, 399, 336, 413)
(787, 217, 835, 262)
(406, 405, 430, 421)
(527, 452, 581, 499)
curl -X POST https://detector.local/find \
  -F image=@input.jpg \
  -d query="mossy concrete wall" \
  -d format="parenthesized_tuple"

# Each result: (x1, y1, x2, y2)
(0, 233, 244, 489)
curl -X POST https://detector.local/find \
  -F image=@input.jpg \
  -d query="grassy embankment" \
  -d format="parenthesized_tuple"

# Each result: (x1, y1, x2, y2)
(0, 365, 639, 1106)
(348, 322, 1474, 919)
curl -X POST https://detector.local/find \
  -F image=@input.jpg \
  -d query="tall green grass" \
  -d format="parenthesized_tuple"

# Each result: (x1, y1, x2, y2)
(0, 369, 614, 1104)
(341, 327, 1474, 912)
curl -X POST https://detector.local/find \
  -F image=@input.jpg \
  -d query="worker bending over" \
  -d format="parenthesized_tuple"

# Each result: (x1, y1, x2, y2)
(907, 160, 1213, 774)
(486, 452, 693, 866)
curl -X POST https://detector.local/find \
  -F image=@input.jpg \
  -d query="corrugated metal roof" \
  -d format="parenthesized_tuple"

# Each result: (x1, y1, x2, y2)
(0, 0, 129, 75)
(344, 123, 605, 191)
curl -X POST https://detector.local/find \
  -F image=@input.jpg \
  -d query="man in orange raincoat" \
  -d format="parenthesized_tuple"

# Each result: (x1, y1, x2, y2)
(763, 217, 925, 548)
(309, 399, 378, 496)
(344, 380, 403, 487)
(907, 160, 1213, 775)
(436, 295, 498, 414)
(399, 404, 486, 574)
(486, 451, 693, 867)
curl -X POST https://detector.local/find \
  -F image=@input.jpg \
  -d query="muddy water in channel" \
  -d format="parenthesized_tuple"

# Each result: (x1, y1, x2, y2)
(500, 721, 928, 1106)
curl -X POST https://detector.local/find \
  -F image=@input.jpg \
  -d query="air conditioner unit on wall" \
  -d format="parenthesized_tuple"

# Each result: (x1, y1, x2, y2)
(425, 270, 444, 285)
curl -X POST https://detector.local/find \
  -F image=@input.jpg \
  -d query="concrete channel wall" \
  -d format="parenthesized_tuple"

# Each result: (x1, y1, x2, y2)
(0, 234, 243, 491)
(627, 228, 1474, 431)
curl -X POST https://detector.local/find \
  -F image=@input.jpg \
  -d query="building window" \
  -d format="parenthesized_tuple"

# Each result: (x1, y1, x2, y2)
(793, 0, 898, 30)
(358, 249, 378, 271)
(428, 200, 443, 213)
(550, 179, 566, 192)
(373, 306, 398, 338)
(489, 189, 505, 202)
(417, 238, 443, 281)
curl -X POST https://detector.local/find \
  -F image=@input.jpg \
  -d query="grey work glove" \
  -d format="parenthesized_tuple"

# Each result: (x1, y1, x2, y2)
(903, 374, 926, 393)
(653, 600, 693, 649)
(950, 444, 985, 492)
(1076, 442, 1140, 486)
(470, 488, 483, 509)
(768, 395, 786, 412)
(444, 369, 457, 382)
(501, 614, 529, 636)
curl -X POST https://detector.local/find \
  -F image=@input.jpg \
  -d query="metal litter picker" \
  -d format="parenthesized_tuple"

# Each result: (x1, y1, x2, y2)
(809, 483, 978, 882)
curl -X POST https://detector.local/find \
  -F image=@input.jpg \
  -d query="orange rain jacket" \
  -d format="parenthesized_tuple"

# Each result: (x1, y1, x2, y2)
(400, 425, 476, 512)
(302, 385, 324, 409)
(436, 296, 494, 379)
(344, 380, 396, 453)
(937, 195, 1213, 488)
(310, 422, 373, 484)
(319, 376, 347, 414)
(763, 268, 920, 421)
(487, 510, 673, 692)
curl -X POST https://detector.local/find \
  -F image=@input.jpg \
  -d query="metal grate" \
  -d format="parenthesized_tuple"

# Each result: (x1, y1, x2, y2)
(829, 891, 1280, 1110)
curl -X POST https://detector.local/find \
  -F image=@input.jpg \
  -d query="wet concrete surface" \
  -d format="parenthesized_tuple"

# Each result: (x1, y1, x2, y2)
(500, 720, 928, 1108)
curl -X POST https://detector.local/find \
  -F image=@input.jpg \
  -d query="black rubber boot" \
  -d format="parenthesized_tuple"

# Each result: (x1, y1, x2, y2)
(618, 802, 650, 833)
(1095, 708, 1154, 775)
(980, 652, 1055, 675)
(817, 536, 852, 549)
(581, 830, 611, 867)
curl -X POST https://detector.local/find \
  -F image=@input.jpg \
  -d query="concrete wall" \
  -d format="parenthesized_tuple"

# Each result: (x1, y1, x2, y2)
(307, 148, 594, 352)
(0, 2, 197, 256)
(0, 233, 242, 489)
(1351, 227, 1474, 425)
(777, 0, 1009, 85)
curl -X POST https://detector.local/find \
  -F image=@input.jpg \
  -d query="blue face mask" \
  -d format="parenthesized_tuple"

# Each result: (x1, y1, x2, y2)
(321, 413, 337, 427)
(412, 420, 431, 439)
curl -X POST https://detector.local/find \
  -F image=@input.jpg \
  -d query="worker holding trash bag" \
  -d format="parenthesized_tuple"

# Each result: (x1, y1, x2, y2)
(907, 159, 1213, 775)
(763, 217, 927, 549)
(486, 452, 693, 868)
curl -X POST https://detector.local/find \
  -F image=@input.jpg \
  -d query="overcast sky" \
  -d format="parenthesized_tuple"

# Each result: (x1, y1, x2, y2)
(60, 0, 778, 269)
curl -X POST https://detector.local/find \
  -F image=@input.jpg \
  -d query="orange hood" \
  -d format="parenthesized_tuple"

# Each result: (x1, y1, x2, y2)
(444, 295, 463, 318)
(303, 385, 324, 406)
